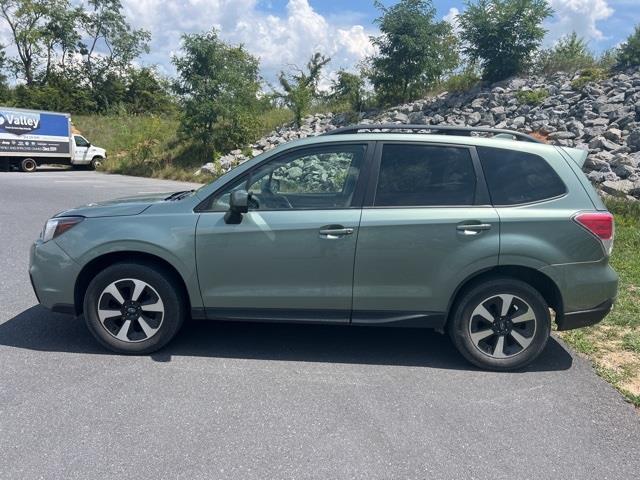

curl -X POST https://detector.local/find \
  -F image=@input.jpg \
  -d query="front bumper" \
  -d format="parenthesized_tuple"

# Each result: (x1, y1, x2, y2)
(29, 239, 80, 313)
(556, 299, 614, 331)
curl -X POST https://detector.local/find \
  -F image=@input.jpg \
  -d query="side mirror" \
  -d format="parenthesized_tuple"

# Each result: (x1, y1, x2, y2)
(224, 189, 250, 224)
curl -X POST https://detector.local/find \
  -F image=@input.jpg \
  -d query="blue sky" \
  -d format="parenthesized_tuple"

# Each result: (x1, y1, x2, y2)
(123, 0, 639, 86)
(3, 0, 639, 85)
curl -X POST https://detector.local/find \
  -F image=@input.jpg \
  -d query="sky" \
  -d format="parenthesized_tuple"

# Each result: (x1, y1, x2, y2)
(3, 0, 640, 87)
(118, 0, 640, 86)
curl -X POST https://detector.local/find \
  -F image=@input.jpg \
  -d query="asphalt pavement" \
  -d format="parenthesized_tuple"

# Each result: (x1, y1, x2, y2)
(1, 169, 639, 480)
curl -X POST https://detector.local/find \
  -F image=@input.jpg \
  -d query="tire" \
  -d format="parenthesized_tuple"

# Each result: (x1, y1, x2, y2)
(448, 278, 551, 371)
(20, 158, 37, 172)
(90, 156, 103, 170)
(83, 262, 186, 354)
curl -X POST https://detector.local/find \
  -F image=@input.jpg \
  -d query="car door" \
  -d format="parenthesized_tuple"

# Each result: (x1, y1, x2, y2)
(352, 141, 499, 327)
(73, 135, 90, 163)
(195, 142, 372, 323)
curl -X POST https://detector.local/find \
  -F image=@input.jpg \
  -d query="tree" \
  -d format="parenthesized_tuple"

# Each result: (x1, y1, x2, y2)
(0, 0, 75, 85)
(367, 0, 458, 105)
(278, 52, 330, 126)
(459, 0, 553, 82)
(124, 67, 174, 115)
(618, 25, 640, 69)
(172, 29, 261, 153)
(330, 70, 367, 113)
(77, 0, 150, 109)
(536, 32, 595, 75)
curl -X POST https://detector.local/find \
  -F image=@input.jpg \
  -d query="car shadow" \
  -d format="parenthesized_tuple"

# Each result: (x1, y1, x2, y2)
(0, 305, 573, 372)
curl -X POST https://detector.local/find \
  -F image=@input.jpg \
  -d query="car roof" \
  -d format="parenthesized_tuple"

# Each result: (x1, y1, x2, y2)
(280, 132, 559, 157)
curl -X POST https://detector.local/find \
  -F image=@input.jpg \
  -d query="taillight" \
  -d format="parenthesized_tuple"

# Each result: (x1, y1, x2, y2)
(573, 212, 614, 255)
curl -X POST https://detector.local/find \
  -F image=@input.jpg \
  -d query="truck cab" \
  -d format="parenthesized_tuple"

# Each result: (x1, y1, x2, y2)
(72, 135, 106, 170)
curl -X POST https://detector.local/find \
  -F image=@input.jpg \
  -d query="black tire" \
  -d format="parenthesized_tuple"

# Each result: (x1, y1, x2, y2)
(448, 278, 551, 371)
(83, 262, 186, 354)
(90, 156, 103, 170)
(20, 158, 37, 172)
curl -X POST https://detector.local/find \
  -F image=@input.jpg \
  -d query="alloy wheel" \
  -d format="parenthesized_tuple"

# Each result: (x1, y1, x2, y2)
(468, 294, 537, 359)
(97, 278, 164, 343)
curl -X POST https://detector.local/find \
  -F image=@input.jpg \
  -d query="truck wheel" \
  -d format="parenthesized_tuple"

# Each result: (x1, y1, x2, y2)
(90, 157, 103, 170)
(20, 158, 37, 172)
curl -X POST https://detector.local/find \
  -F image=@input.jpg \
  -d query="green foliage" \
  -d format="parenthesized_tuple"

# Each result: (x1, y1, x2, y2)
(367, 0, 458, 105)
(535, 32, 596, 75)
(617, 25, 640, 68)
(441, 67, 481, 92)
(172, 28, 261, 154)
(459, 0, 553, 82)
(330, 70, 368, 114)
(515, 88, 549, 105)
(570, 66, 607, 90)
(597, 48, 619, 71)
(278, 52, 330, 126)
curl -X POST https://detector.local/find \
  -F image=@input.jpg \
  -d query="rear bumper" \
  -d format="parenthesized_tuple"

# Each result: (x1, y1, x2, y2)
(556, 299, 614, 331)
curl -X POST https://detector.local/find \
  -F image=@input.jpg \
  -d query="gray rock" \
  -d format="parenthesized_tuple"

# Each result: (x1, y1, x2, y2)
(626, 130, 640, 152)
(604, 128, 623, 143)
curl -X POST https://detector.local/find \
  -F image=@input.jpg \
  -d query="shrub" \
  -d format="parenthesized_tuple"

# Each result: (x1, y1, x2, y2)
(459, 0, 553, 82)
(441, 68, 481, 92)
(515, 88, 549, 105)
(535, 32, 596, 75)
(618, 26, 640, 68)
(571, 67, 607, 90)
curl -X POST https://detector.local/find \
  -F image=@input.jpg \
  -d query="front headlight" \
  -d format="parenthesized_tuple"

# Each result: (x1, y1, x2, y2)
(42, 216, 84, 242)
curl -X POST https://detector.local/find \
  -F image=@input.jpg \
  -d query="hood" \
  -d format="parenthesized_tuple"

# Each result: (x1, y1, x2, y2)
(57, 192, 174, 218)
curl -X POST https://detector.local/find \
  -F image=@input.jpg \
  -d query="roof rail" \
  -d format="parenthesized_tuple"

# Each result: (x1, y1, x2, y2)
(323, 124, 543, 144)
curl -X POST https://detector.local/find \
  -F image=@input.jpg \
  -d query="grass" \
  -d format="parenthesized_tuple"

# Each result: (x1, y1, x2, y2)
(559, 197, 640, 408)
(515, 88, 550, 105)
(73, 108, 298, 182)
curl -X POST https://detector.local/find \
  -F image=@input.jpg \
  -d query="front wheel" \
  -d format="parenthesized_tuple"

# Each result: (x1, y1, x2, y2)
(83, 262, 186, 354)
(448, 278, 551, 371)
(90, 156, 103, 170)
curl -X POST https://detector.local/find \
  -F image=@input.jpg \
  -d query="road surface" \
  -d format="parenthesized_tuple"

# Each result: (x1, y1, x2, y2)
(1, 169, 638, 480)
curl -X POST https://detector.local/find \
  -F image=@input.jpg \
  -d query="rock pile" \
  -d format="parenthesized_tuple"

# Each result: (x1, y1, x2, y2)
(198, 69, 640, 198)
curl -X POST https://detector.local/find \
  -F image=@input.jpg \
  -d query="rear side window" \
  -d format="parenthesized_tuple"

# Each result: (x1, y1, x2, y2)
(477, 147, 566, 205)
(374, 144, 476, 206)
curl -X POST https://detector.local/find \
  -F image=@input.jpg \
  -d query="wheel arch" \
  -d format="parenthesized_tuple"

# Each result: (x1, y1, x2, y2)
(74, 251, 191, 316)
(445, 265, 564, 327)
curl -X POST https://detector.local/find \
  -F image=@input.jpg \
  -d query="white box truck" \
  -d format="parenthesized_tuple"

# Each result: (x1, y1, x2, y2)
(0, 107, 106, 172)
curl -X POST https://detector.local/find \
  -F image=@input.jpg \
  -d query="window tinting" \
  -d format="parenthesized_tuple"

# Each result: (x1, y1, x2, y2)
(477, 147, 566, 205)
(208, 144, 366, 211)
(374, 145, 476, 206)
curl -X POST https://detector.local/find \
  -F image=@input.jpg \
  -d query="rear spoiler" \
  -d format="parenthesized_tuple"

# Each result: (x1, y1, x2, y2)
(560, 147, 588, 168)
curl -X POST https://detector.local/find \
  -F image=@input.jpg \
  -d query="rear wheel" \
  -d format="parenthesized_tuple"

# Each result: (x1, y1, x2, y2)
(448, 278, 551, 371)
(83, 262, 186, 354)
(20, 158, 37, 172)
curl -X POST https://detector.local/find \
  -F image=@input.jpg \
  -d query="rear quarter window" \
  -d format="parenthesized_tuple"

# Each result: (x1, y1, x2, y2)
(477, 146, 566, 205)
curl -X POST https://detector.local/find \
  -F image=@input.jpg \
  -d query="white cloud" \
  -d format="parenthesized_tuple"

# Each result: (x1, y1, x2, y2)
(121, 0, 376, 87)
(546, 0, 614, 43)
(443, 7, 460, 33)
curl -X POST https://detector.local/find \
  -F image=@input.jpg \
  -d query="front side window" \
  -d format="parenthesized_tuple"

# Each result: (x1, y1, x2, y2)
(208, 144, 366, 211)
(477, 146, 566, 205)
(374, 144, 476, 206)
(74, 136, 89, 147)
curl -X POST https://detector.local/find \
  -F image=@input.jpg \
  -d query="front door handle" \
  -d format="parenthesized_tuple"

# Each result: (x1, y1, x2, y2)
(319, 225, 355, 238)
(456, 223, 492, 235)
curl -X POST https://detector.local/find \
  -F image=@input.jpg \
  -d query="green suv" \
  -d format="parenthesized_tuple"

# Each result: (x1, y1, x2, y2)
(29, 125, 618, 370)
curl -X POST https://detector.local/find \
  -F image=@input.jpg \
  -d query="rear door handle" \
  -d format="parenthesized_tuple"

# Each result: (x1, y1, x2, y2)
(456, 223, 492, 235)
(319, 225, 354, 238)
